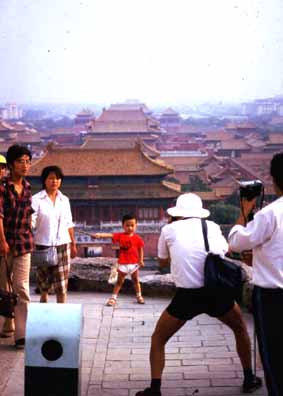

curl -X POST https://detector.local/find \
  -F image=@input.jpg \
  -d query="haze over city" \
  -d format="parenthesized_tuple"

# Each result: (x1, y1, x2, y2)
(1, 0, 283, 106)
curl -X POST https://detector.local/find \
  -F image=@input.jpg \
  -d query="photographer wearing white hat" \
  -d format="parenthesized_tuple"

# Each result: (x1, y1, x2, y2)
(229, 152, 283, 396)
(136, 193, 261, 396)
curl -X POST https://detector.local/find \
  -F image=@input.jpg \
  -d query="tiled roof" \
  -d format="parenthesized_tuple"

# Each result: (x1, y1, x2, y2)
(161, 107, 179, 116)
(204, 131, 235, 141)
(212, 175, 239, 188)
(269, 116, 283, 126)
(81, 138, 137, 149)
(0, 119, 15, 131)
(231, 157, 271, 183)
(225, 122, 256, 130)
(163, 156, 204, 172)
(89, 106, 162, 133)
(197, 191, 219, 201)
(17, 134, 41, 143)
(220, 139, 250, 150)
(267, 133, 283, 144)
(29, 143, 173, 177)
(61, 182, 179, 200)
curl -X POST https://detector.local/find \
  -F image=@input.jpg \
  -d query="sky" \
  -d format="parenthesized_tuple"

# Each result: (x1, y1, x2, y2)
(0, 0, 283, 106)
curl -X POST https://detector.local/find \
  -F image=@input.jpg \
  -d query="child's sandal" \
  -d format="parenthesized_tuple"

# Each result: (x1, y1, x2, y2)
(137, 295, 145, 304)
(106, 297, 116, 306)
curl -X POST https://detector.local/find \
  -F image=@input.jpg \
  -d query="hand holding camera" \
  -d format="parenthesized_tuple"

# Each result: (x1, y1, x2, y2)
(235, 180, 264, 266)
(239, 180, 264, 223)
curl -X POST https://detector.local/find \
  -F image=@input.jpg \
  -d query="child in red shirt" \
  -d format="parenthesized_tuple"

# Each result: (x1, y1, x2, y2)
(92, 213, 145, 306)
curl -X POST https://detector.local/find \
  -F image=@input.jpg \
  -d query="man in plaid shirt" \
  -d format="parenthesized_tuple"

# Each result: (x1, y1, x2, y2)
(0, 144, 33, 349)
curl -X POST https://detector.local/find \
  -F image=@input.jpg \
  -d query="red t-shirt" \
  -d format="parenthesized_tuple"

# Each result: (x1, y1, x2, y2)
(112, 233, 144, 264)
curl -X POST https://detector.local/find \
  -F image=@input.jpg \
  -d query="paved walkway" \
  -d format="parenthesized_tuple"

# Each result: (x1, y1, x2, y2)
(0, 291, 267, 396)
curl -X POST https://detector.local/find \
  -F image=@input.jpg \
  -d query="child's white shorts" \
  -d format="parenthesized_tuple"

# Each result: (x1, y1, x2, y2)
(118, 263, 139, 275)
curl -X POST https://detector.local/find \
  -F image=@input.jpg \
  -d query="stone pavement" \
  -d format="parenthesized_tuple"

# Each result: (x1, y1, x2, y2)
(0, 290, 267, 396)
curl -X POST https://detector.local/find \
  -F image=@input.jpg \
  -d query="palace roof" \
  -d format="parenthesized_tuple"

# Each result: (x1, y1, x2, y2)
(88, 106, 162, 134)
(29, 142, 173, 177)
(61, 180, 180, 201)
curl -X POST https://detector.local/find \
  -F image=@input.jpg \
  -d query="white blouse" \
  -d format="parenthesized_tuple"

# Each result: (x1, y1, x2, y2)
(32, 189, 74, 246)
(229, 196, 283, 288)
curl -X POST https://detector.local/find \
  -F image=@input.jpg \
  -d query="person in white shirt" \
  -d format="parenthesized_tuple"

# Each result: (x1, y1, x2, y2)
(32, 166, 77, 304)
(229, 152, 283, 396)
(136, 193, 261, 396)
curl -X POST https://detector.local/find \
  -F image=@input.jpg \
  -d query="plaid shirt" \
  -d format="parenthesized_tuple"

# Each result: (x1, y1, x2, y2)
(0, 177, 33, 256)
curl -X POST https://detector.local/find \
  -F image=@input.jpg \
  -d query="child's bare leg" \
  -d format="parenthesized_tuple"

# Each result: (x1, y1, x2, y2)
(131, 270, 144, 303)
(40, 291, 48, 303)
(113, 271, 126, 295)
(106, 272, 126, 306)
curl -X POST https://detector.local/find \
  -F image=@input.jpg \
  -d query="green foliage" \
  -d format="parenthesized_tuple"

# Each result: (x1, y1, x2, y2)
(166, 176, 180, 184)
(224, 190, 240, 206)
(209, 202, 240, 225)
(182, 175, 212, 192)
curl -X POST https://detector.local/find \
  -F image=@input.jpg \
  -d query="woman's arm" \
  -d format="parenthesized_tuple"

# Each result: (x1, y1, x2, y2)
(68, 227, 77, 258)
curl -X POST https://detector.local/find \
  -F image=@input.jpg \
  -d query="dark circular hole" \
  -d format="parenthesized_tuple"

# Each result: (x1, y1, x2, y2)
(41, 339, 63, 361)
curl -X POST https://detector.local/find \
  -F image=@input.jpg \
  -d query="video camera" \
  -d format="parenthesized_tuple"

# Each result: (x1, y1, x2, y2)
(239, 180, 263, 201)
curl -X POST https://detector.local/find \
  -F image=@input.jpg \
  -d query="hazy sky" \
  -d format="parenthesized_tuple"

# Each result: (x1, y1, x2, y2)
(0, 0, 283, 106)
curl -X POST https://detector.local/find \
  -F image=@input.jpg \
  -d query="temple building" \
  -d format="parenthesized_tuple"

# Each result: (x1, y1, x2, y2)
(85, 103, 164, 146)
(74, 109, 95, 125)
(28, 141, 180, 225)
(159, 107, 182, 132)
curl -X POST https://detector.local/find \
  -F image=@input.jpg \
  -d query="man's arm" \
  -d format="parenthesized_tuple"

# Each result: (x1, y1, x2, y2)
(157, 229, 170, 268)
(229, 201, 274, 252)
(158, 257, 170, 268)
(0, 217, 9, 256)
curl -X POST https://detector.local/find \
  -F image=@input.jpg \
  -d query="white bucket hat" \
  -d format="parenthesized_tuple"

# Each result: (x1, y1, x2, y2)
(167, 193, 210, 218)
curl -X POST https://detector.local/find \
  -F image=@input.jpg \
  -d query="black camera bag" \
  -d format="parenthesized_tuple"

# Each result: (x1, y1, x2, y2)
(201, 219, 243, 302)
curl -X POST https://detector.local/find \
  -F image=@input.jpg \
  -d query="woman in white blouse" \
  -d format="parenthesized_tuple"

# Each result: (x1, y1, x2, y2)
(32, 166, 77, 303)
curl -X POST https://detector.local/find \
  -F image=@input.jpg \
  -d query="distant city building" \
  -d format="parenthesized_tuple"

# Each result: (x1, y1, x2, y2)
(0, 107, 8, 119)
(242, 96, 283, 116)
(1, 103, 23, 120)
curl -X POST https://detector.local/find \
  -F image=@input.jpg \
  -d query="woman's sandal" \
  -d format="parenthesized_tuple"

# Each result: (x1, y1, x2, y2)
(106, 297, 116, 306)
(137, 295, 145, 304)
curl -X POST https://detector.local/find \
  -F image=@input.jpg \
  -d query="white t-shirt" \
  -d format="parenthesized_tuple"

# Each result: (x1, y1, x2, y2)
(158, 218, 228, 288)
(229, 196, 283, 288)
(32, 189, 74, 246)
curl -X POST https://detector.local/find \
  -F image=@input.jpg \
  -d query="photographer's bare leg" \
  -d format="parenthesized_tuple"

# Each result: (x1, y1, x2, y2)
(136, 310, 186, 395)
(150, 310, 186, 378)
(218, 302, 262, 393)
(218, 302, 252, 368)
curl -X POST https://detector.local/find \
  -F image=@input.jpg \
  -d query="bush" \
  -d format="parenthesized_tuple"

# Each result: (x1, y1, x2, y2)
(209, 202, 240, 225)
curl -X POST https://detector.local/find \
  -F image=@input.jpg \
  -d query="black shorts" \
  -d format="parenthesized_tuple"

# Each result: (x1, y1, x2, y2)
(166, 287, 235, 321)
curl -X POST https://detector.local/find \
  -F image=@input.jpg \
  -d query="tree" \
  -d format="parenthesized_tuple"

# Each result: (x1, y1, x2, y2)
(209, 202, 240, 225)
(182, 175, 212, 192)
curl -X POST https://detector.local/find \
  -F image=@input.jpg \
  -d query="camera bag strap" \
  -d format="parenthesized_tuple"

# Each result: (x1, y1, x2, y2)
(201, 219, 209, 252)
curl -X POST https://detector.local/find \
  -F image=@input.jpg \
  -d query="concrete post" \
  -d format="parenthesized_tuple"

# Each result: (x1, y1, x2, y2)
(25, 303, 83, 396)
